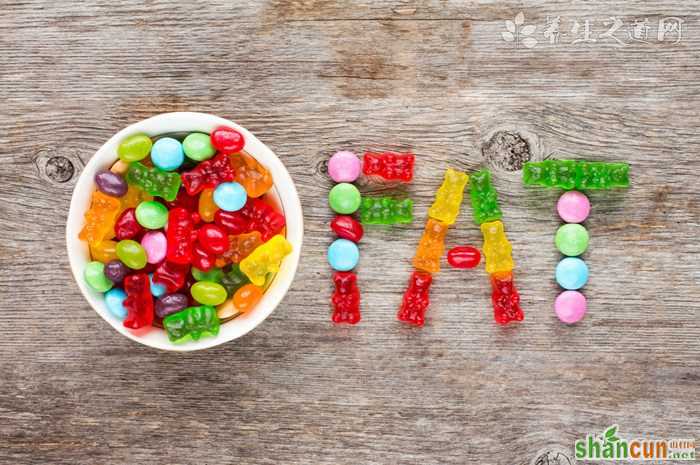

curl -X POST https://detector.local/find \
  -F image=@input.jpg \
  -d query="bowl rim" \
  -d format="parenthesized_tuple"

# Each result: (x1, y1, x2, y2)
(66, 112, 303, 351)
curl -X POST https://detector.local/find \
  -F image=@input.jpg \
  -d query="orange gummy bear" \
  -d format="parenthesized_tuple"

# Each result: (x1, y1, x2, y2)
(79, 191, 121, 245)
(412, 218, 448, 273)
(229, 151, 273, 198)
(215, 231, 263, 267)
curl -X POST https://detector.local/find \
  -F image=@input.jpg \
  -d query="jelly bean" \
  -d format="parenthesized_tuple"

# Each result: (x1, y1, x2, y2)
(557, 190, 590, 223)
(118, 133, 152, 163)
(447, 246, 481, 269)
(233, 284, 263, 312)
(328, 183, 361, 214)
(141, 231, 167, 264)
(183, 133, 215, 161)
(116, 239, 147, 269)
(104, 259, 128, 283)
(155, 293, 189, 318)
(151, 137, 184, 171)
(104, 288, 127, 320)
(191, 242, 216, 271)
(197, 224, 229, 255)
(135, 201, 169, 229)
(84, 261, 113, 292)
(555, 257, 589, 290)
(211, 126, 245, 154)
(328, 151, 361, 183)
(555, 223, 589, 256)
(330, 215, 363, 242)
(114, 208, 143, 240)
(90, 240, 118, 263)
(192, 267, 223, 283)
(554, 290, 587, 324)
(95, 170, 128, 197)
(110, 160, 130, 175)
(191, 281, 228, 306)
(149, 273, 167, 297)
(327, 238, 359, 271)
(198, 188, 217, 222)
(213, 182, 247, 212)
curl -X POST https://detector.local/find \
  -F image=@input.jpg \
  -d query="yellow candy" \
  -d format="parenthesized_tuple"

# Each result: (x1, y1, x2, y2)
(412, 218, 448, 273)
(198, 188, 217, 223)
(481, 220, 514, 274)
(90, 240, 118, 263)
(240, 235, 292, 286)
(428, 168, 469, 225)
(79, 191, 120, 245)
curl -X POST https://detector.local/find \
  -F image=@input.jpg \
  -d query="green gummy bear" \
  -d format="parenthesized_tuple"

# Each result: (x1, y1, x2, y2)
(359, 197, 413, 224)
(126, 162, 182, 201)
(220, 264, 250, 296)
(163, 306, 220, 343)
(523, 160, 630, 190)
(469, 170, 502, 225)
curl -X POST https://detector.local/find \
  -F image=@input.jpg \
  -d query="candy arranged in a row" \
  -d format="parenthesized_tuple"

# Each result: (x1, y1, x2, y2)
(80, 128, 292, 343)
(329, 150, 415, 183)
(523, 160, 630, 190)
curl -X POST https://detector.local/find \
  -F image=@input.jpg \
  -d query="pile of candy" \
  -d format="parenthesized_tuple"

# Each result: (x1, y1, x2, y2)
(80, 127, 292, 343)
(523, 159, 630, 324)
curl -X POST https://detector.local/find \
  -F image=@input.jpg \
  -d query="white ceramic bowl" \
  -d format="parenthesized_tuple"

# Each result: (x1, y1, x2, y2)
(66, 112, 303, 351)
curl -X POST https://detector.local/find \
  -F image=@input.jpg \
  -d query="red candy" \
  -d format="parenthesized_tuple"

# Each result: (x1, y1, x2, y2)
(166, 207, 194, 265)
(215, 198, 285, 241)
(114, 208, 143, 240)
(197, 224, 228, 255)
(363, 152, 415, 182)
(447, 246, 481, 269)
(330, 215, 363, 243)
(181, 153, 234, 195)
(331, 271, 360, 324)
(165, 187, 199, 212)
(490, 272, 524, 325)
(153, 260, 189, 293)
(211, 126, 245, 155)
(123, 273, 154, 329)
(191, 242, 216, 271)
(397, 271, 433, 326)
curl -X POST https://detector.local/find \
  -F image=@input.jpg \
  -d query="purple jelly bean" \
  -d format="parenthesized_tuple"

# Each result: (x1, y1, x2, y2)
(95, 170, 128, 197)
(104, 260, 128, 283)
(155, 293, 189, 318)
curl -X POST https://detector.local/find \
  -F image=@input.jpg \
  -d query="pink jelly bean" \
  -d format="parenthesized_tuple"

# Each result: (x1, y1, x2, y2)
(554, 290, 587, 324)
(328, 150, 361, 183)
(557, 191, 590, 223)
(141, 231, 167, 264)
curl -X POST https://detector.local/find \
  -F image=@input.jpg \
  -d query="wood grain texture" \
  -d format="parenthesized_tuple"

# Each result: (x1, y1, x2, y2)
(1, 1, 699, 464)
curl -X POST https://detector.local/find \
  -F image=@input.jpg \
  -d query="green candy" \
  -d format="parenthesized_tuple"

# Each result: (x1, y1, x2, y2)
(118, 133, 153, 163)
(116, 239, 147, 269)
(191, 281, 227, 306)
(220, 264, 250, 295)
(135, 201, 169, 229)
(360, 197, 413, 224)
(84, 261, 113, 292)
(470, 170, 503, 225)
(328, 183, 361, 214)
(183, 133, 215, 161)
(555, 224, 589, 256)
(192, 267, 223, 283)
(163, 306, 220, 343)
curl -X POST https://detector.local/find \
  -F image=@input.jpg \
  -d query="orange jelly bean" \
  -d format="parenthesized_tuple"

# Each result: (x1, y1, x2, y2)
(229, 151, 273, 198)
(233, 284, 263, 313)
(198, 188, 217, 223)
(90, 240, 118, 263)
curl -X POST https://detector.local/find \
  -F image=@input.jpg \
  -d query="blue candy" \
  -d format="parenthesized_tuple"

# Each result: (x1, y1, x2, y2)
(213, 182, 247, 212)
(104, 288, 127, 320)
(555, 257, 589, 290)
(327, 238, 359, 271)
(150, 137, 184, 171)
(148, 273, 167, 297)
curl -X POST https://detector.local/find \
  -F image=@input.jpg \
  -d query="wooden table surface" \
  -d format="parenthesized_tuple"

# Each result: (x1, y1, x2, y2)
(1, 1, 699, 464)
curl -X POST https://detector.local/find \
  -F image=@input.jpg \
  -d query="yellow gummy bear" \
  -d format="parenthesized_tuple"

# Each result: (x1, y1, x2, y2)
(428, 168, 469, 225)
(239, 235, 293, 286)
(480, 220, 514, 274)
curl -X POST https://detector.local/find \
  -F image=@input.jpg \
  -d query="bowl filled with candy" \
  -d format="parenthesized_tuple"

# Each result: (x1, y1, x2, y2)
(67, 112, 303, 351)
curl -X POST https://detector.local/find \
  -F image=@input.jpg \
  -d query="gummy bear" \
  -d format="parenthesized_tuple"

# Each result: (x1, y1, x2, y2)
(480, 220, 514, 274)
(79, 191, 121, 245)
(331, 271, 361, 324)
(413, 218, 448, 273)
(397, 271, 433, 326)
(114, 208, 144, 240)
(490, 271, 524, 325)
(181, 153, 234, 195)
(163, 305, 220, 342)
(122, 273, 154, 329)
(165, 187, 199, 213)
(215, 198, 285, 241)
(469, 170, 502, 225)
(523, 160, 630, 190)
(229, 151, 273, 198)
(125, 162, 181, 202)
(239, 234, 293, 286)
(119, 184, 152, 212)
(166, 207, 194, 265)
(215, 231, 263, 267)
(427, 168, 469, 225)
(153, 260, 190, 293)
(362, 152, 415, 182)
(89, 240, 118, 263)
(359, 197, 413, 224)
(220, 263, 251, 296)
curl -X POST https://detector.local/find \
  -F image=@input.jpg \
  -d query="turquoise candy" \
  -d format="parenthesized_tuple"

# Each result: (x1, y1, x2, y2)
(84, 261, 113, 292)
(555, 257, 589, 290)
(151, 137, 184, 171)
(213, 182, 247, 212)
(327, 239, 359, 271)
(149, 273, 167, 297)
(104, 288, 127, 320)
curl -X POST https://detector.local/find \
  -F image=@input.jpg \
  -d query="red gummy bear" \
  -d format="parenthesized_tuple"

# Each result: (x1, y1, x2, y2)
(166, 207, 194, 265)
(165, 187, 199, 212)
(215, 198, 285, 241)
(123, 273, 154, 329)
(490, 272, 524, 325)
(362, 152, 415, 182)
(331, 271, 360, 324)
(114, 208, 143, 240)
(153, 260, 189, 293)
(181, 153, 234, 195)
(397, 271, 433, 326)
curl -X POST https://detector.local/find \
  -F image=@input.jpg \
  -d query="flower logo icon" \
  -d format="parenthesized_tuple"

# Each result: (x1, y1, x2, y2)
(502, 12, 538, 48)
